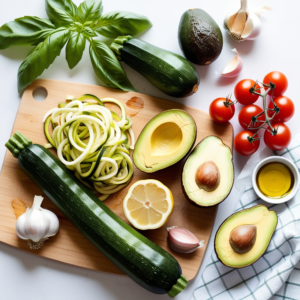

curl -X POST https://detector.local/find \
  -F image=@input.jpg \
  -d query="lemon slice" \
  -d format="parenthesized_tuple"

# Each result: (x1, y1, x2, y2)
(123, 179, 174, 230)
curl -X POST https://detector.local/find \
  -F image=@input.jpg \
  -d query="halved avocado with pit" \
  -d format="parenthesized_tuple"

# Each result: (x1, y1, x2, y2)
(182, 136, 233, 207)
(133, 109, 196, 173)
(215, 205, 278, 268)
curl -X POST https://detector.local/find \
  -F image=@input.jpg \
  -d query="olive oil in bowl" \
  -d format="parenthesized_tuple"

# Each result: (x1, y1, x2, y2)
(256, 162, 294, 199)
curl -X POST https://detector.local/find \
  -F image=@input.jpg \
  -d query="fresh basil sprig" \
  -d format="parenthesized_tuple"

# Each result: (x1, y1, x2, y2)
(0, 0, 152, 92)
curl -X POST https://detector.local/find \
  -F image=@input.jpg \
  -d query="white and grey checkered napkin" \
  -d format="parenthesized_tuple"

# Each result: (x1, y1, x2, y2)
(192, 134, 300, 300)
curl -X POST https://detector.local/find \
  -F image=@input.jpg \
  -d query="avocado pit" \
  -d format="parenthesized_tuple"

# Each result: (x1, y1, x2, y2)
(195, 161, 220, 192)
(229, 225, 257, 254)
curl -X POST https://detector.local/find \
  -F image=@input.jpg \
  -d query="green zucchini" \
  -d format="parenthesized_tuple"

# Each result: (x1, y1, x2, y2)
(111, 36, 200, 98)
(5, 132, 188, 297)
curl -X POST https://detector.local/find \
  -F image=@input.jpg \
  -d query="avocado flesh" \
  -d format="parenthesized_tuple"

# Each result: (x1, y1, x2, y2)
(182, 136, 233, 206)
(133, 110, 196, 173)
(215, 205, 278, 268)
(178, 9, 223, 65)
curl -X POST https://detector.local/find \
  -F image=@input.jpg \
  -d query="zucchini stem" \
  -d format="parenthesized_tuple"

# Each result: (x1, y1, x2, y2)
(5, 132, 32, 158)
(167, 274, 188, 298)
(110, 35, 133, 60)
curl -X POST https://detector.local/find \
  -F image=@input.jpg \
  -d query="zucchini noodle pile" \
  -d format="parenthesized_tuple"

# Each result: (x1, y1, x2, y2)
(43, 94, 135, 201)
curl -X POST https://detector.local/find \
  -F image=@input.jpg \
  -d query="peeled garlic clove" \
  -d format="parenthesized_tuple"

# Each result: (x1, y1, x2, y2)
(217, 48, 243, 78)
(167, 226, 204, 253)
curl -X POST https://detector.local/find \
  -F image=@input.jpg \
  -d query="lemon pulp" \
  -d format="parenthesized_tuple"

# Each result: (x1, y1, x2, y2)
(123, 180, 174, 230)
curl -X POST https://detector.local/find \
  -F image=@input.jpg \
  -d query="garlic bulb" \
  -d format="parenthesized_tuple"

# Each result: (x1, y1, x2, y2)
(167, 226, 204, 254)
(16, 196, 59, 250)
(217, 48, 243, 78)
(224, 0, 271, 42)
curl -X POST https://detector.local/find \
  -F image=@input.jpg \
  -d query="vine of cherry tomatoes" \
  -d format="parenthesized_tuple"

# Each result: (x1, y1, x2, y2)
(209, 71, 294, 156)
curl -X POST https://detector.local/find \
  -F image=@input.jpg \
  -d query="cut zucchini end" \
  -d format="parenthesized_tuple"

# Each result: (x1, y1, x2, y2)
(5, 132, 32, 158)
(167, 274, 188, 298)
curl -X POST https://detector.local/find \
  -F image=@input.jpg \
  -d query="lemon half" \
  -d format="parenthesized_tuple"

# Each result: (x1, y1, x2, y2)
(123, 179, 174, 230)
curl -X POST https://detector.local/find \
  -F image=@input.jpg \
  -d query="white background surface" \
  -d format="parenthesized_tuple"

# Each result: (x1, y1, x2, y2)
(0, 0, 298, 299)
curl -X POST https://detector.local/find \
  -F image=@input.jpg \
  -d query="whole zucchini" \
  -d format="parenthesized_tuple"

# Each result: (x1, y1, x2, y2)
(111, 36, 200, 98)
(6, 132, 188, 297)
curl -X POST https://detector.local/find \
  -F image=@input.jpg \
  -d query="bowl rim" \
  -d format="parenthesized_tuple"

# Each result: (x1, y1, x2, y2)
(252, 156, 300, 204)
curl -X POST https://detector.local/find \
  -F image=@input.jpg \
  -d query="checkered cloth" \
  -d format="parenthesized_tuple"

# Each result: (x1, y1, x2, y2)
(192, 134, 300, 300)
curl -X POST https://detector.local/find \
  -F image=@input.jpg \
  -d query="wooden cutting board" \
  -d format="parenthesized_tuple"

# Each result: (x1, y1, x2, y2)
(0, 79, 233, 281)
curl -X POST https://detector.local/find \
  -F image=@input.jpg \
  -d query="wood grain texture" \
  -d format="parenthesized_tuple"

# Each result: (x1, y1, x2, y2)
(0, 79, 233, 280)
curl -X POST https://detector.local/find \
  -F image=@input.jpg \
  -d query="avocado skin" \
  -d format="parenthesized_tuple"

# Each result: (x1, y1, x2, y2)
(178, 9, 223, 65)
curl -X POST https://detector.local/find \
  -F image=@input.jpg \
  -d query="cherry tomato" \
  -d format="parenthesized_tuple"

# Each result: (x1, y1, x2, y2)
(209, 97, 235, 123)
(264, 123, 291, 151)
(238, 105, 265, 130)
(267, 96, 295, 123)
(234, 130, 260, 156)
(263, 71, 288, 97)
(234, 79, 259, 105)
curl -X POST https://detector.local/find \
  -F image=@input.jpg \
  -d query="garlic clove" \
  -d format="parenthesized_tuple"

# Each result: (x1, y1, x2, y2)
(25, 203, 51, 242)
(241, 12, 261, 40)
(16, 210, 29, 240)
(228, 0, 248, 37)
(41, 208, 59, 238)
(15, 196, 59, 249)
(217, 48, 243, 78)
(167, 226, 205, 254)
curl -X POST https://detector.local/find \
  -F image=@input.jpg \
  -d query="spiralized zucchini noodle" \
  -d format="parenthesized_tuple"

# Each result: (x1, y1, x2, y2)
(43, 94, 135, 201)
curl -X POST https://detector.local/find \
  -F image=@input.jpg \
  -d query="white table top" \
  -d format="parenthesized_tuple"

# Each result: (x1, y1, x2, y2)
(0, 0, 298, 299)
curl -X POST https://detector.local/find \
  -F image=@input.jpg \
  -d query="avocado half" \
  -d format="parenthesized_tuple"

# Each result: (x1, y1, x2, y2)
(215, 205, 278, 268)
(182, 136, 233, 207)
(178, 8, 223, 65)
(133, 109, 196, 173)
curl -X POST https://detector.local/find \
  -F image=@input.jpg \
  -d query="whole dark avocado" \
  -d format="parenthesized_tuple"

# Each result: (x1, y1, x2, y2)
(178, 9, 223, 65)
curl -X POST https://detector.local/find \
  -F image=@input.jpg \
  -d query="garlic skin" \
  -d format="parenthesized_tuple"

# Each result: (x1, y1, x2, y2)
(224, 0, 271, 42)
(16, 196, 59, 250)
(167, 226, 204, 254)
(217, 48, 243, 78)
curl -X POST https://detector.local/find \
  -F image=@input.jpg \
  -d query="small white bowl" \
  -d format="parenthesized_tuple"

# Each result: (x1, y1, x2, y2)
(252, 156, 300, 204)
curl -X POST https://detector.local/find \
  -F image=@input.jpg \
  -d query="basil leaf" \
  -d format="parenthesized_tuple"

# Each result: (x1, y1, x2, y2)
(78, 0, 103, 24)
(46, 0, 78, 27)
(89, 38, 135, 92)
(66, 32, 86, 69)
(0, 17, 56, 50)
(95, 11, 152, 38)
(18, 28, 70, 92)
